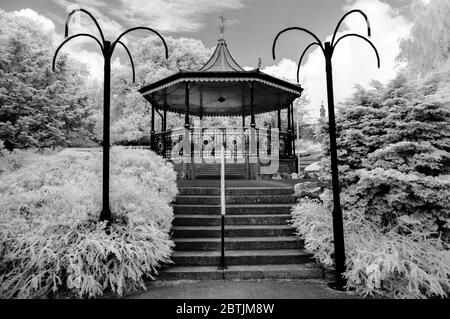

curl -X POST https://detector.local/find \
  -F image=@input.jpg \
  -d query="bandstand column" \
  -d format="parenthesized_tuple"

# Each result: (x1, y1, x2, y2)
(277, 106, 281, 130)
(163, 90, 167, 132)
(242, 91, 246, 127)
(163, 109, 167, 131)
(250, 81, 255, 128)
(150, 103, 155, 150)
(291, 101, 296, 157)
(199, 86, 203, 127)
(184, 81, 190, 129)
(287, 101, 292, 156)
(183, 81, 192, 178)
(249, 81, 258, 179)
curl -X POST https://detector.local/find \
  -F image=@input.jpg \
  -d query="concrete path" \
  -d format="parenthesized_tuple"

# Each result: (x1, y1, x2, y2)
(124, 279, 360, 299)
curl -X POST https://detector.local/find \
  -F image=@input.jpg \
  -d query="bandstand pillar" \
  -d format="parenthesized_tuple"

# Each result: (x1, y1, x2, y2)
(184, 81, 193, 178)
(277, 106, 281, 130)
(184, 82, 190, 129)
(150, 96, 155, 151)
(287, 101, 292, 156)
(250, 81, 255, 128)
(249, 81, 258, 179)
(291, 101, 296, 157)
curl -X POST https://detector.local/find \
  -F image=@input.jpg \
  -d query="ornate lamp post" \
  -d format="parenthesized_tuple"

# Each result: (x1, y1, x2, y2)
(53, 8, 168, 224)
(272, 9, 380, 290)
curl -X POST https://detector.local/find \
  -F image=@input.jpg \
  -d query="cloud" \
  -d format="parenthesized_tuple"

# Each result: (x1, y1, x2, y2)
(262, 59, 297, 82)
(48, 0, 248, 82)
(263, 0, 412, 120)
(12, 8, 56, 37)
(66, 47, 104, 80)
(9, 7, 108, 82)
(53, 0, 247, 33)
(52, 0, 124, 39)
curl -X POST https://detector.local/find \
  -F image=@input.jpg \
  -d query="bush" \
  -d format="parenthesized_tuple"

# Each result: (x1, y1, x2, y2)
(291, 195, 450, 298)
(0, 147, 177, 298)
(318, 77, 450, 236)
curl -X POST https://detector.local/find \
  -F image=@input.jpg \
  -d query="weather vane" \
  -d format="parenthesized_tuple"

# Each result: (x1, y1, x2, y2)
(219, 15, 226, 39)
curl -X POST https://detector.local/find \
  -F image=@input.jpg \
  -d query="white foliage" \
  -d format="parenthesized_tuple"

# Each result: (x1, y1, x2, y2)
(0, 147, 177, 298)
(291, 197, 450, 298)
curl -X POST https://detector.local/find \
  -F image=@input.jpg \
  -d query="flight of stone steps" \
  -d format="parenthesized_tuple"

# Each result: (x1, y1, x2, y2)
(159, 183, 323, 280)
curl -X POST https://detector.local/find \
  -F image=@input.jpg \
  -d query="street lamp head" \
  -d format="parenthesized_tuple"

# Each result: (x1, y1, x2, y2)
(111, 27, 169, 61)
(64, 8, 106, 43)
(331, 9, 372, 46)
(296, 42, 321, 83)
(272, 27, 324, 62)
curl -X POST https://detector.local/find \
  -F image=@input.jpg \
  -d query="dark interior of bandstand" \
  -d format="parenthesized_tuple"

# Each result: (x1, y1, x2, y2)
(139, 34, 304, 181)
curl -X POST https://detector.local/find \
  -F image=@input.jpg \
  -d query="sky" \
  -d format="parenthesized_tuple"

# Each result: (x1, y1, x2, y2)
(0, 0, 427, 119)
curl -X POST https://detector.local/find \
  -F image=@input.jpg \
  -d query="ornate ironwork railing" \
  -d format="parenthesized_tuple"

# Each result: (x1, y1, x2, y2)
(151, 127, 293, 160)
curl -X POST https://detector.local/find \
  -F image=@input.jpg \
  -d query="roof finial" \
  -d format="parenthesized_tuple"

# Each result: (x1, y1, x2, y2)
(219, 15, 226, 39)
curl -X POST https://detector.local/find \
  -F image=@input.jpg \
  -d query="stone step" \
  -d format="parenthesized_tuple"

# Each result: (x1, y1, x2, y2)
(173, 214, 292, 226)
(173, 215, 220, 226)
(171, 249, 313, 266)
(159, 263, 322, 280)
(178, 187, 221, 196)
(159, 266, 223, 280)
(172, 225, 296, 238)
(174, 195, 296, 205)
(173, 204, 294, 215)
(194, 163, 246, 178)
(173, 236, 304, 251)
(226, 187, 294, 196)
(224, 264, 322, 280)
(178, 187, 293, 196)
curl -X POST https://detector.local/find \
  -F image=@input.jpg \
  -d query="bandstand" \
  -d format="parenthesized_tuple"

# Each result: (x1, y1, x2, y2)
(138, 32, 303, 180)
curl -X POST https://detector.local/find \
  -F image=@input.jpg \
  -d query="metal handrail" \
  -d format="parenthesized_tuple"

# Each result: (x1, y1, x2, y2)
(219, 138, 226, 271)
(151, 127, 293, 160)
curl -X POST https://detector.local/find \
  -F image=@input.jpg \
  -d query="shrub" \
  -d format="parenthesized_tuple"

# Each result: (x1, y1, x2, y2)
(0, 147, 177, 298)
(291, 196, 450, 298)
(318, 77, 450, 236)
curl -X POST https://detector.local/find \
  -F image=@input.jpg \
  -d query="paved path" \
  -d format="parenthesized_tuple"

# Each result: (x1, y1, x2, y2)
(124, 279, 360, 299)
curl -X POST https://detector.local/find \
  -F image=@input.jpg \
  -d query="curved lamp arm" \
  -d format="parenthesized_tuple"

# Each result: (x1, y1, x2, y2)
(272, 27, 324, 60)
(332, 33, 380, 68)
(111, 27, 168, 59)
(331, 9, 371, 47)
(52, 33, 104, 71)
(296, 42, 322, 83)
(65, 8, 105, 43)
(116, 41, 136, 82)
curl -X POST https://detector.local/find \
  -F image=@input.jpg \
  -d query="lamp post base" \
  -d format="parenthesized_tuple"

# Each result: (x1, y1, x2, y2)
(327, 280, 347, 292)
(100, 207, 112, 223)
